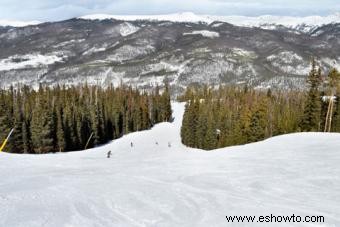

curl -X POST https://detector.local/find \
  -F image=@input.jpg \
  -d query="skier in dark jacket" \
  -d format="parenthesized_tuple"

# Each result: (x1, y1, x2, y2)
(107, 150, 112, 158)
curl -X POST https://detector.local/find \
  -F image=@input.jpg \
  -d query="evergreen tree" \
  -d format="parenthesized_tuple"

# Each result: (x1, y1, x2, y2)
(56, 107, 65, 152)
(204, 112, 218, 150)
(22, 119, 32, 153)
(10, 95, 25, 153)
(300, 59, 322, 131)
(160, 84, 172, 122)
(248, 100, 268, 143)
(180, 84, 308, 150)
(0, 84, 170, 153)
(31, 95, 54, 153)
(181, 99, 199, 147)
(0, 97, 13, 152)
(195, 110, 208, 149)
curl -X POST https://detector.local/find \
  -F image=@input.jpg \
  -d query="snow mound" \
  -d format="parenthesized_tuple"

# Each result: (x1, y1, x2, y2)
(0, 102, 340, 226)
(183, 30, 219, 38)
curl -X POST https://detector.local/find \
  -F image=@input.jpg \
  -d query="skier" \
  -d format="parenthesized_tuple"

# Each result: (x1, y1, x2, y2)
(131, 142, 134, 147)
(107, 150, 112, 158)
(168, 142, 171, 148)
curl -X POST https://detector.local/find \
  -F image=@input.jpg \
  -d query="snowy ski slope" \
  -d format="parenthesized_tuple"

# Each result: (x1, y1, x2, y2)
(0, 103, 339, 226)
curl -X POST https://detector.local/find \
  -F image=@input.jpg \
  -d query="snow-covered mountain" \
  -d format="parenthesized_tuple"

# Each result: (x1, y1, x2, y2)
(80, 12, 214, 24)
(80, 12, 340, 33)
(0, 14, 339, 92)
(0, 19, 41, 27)
(2, 12, 339, 30)
(208, 13, 340, 33)
(0, 102, 339, 226)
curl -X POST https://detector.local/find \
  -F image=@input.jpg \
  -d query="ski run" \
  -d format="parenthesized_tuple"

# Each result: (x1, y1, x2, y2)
(0, 102, 339, 226)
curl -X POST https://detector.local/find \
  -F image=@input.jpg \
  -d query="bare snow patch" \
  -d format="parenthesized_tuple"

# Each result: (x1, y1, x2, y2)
(83, 47, 106, 56)
(54, 39, 85, 48)
(0, 53, 66, 71)
(119, 22, 140, 36)
(107, 45, 155, 62)
(231, 48, 257, 58)
(267, 51, 309, 75)
(211, 22, 224, 27)
(322, 58, 340, 69)
(183, 30, 219, 38)
(267, 51, 303, 63)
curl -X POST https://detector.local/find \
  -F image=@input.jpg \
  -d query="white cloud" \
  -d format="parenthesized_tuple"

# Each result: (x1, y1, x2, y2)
(0, 0, 338, 21)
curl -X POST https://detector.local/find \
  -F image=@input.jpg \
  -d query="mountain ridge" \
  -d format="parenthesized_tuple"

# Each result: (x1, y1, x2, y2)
(0, 15, 339, 93)
(2, 12, 340, 30)
(79, 12, 340, 33)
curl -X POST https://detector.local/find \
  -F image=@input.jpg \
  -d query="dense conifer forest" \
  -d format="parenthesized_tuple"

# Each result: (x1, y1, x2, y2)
(0, 84, 172, 154)
(180, 62, 340, 150)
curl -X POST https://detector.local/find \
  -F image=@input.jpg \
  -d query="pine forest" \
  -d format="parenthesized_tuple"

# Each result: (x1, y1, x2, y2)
(0, 84, 172, 154)
(180, 61, 340, 150)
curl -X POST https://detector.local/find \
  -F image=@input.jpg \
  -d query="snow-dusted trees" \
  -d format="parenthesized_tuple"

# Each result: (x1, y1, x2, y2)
(0, 84, 172, 154)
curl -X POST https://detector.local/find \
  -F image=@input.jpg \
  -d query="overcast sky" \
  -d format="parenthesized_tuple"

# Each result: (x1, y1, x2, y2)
(0, 0, 339, 22)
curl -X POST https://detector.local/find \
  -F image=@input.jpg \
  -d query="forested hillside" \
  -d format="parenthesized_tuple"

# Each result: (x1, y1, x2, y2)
(0, 84, 171, 153)
(180, 62, 340, 150)
(0, 16, 339, 93)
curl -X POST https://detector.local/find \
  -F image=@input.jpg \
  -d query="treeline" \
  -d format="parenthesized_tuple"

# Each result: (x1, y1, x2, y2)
(0, 84, 171, 154)
(180, 61, 340, 150)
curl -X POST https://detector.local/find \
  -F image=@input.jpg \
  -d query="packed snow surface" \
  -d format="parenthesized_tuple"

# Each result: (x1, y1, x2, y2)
(0, 103, 340, 227)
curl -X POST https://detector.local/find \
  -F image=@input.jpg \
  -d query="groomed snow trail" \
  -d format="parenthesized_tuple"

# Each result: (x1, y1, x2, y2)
(0, 103, 340, 227)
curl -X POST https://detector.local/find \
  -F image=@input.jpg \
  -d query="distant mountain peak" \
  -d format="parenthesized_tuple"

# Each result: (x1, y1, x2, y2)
(1, 12, 339, 92)
(79, 12, 340, 30)
(79, 12, 213, 24)
(0, 19, 41, 27)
